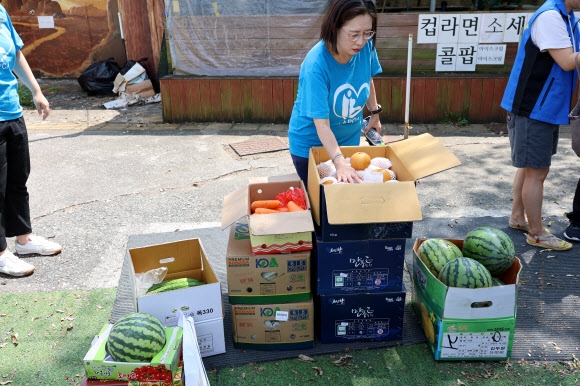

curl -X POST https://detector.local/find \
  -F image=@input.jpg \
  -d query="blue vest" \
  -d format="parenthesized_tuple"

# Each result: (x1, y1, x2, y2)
(501, 0, 580, 125)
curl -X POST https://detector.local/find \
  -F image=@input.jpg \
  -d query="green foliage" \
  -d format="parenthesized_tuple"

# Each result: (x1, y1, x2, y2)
(442, 111, 469, 127)
(17, 83, 35, 109)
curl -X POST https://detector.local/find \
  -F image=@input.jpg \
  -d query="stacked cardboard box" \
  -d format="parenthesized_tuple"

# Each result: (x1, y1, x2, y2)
(222, 176, 316, 350)
(307, 134, 461, 344)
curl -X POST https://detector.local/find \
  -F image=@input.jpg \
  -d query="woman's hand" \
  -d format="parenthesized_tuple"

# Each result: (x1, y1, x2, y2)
(365, 114, 382, 134)
(333, 157, 362, 183)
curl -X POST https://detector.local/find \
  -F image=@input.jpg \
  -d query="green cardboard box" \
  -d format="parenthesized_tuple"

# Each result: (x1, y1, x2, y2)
(412, 238, 522, 360)
(83, 323, 182, 381)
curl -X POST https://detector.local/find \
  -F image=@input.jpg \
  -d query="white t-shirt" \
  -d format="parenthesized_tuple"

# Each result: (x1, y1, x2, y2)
(531, 10, 573, 51)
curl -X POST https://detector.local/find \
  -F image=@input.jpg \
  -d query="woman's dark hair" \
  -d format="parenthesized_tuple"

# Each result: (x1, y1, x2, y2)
(320, 0, 378, 55)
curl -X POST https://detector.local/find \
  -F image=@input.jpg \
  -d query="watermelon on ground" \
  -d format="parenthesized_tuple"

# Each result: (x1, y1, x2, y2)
(417, 238, 463, 277)
(462, 226, 515, 276)
(438, 257, 493, 289)
(106, 313, 166, 362)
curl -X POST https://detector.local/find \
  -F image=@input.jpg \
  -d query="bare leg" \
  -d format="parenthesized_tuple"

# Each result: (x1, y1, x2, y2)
(522, 166, 549, 237)
(510, 168, 526, 224)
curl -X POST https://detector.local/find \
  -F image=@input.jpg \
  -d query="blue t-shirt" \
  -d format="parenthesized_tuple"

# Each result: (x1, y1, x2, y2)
(0, 5, 24, 121)
(288, 40, 382, 158)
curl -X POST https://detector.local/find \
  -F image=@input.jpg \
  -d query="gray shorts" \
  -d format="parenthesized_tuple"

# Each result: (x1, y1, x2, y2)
(507, 112, 559, 168)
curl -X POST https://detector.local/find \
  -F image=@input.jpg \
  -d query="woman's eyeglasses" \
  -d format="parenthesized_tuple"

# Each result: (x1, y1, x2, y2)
(346, 30, 375, 42)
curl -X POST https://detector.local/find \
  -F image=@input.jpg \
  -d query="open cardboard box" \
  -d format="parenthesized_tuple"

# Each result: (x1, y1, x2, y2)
(412, 238, 522, 360)
(307, 134, 461, 241)
(222, 175, 315, 255)
(128, 238, 223, 327)
(83, 324, 182, 382)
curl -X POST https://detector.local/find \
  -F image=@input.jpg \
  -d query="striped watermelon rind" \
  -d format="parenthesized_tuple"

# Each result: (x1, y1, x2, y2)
(491, 277, 504, 286)
(417, 238, 463, 277)
(462, 226, 515, 276)
(438, 257, 493, 289)
(106, 313, 166, 362)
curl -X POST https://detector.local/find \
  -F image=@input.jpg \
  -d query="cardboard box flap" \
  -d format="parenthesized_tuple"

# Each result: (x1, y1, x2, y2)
(388, 133, 461, 181)
(443, 285, 517, 319)
(129, 239, 204, 275)
(248, 173, 301, 184)
(249, 210, 315, 235)
(221, 186, 248, 230)
(324, 181, 422, 224)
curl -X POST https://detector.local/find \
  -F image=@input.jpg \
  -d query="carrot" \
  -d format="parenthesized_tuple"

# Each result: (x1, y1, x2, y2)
(277, 207, 289, 212)
(251, 199, 282, 212)
(287, 200, 305, 212)
(254, 207, 283, 214)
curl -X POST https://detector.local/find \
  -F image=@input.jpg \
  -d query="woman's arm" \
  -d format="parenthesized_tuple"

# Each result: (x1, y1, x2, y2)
(365, 78, 382, 133)
(314, 118, 362, 184)
(13, 51, 50, 120)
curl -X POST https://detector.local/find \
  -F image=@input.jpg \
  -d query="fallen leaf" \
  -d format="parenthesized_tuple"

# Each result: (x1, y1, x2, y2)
(11, 333, 18, 346)
(96, 305, 103, 309)
(312, 366, 323, 376)
(0, 313, 6, 317)
(0, 343, 7, 348)
(67, 324, 73, 331)
(298, 354, 315, 362)
(56, 309, 64, 313)
(241, 372, 246, 379)
(0, 381, 13, 385)
(457, 380, 465, 385)
(333, 354, 352, 366)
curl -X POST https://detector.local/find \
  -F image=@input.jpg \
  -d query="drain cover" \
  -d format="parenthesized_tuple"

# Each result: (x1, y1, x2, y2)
(229, 137, 288, 156)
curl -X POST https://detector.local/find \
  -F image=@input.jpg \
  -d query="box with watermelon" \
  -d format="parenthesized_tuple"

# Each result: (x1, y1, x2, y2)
(83, 313, 183, 382)
(222, 175, 314, 255)
(411, 227, 523, 360)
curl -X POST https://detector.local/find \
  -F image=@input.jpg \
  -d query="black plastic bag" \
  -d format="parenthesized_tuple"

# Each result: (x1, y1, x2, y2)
(77, 58, 121, 96)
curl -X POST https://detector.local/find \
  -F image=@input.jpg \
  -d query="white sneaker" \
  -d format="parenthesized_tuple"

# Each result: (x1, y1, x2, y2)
(0, 250, 35, 276)
(15, 235, 62, 256)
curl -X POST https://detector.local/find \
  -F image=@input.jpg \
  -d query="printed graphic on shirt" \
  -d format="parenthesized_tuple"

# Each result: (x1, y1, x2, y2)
(0, 25, 14, 71)
(334, 83, 369, 122)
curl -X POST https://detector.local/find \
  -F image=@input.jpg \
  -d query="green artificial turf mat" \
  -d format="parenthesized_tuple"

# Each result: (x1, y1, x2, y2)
(0, 288, 116, 385)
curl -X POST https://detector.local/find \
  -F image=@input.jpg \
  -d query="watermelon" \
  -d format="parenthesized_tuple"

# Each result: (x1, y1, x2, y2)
(491, 277, 504, 286)
(462, 226, 515, 276)
(106, 313, 166, 362)
(438, 257, 493, 288)
(417, 238, 463, 276)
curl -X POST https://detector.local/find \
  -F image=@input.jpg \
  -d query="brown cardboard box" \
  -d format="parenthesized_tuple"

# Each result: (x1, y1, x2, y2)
(307, 133, 461, 227)
(222, 175, 314, 255)
(231, 299, 314, 350)
(126, 79, 156, 98)
(226, 221, 310, 304)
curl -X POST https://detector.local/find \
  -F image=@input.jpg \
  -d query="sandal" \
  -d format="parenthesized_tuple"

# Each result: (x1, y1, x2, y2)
(508, 218, 529, 232)
(526, 233, 572, 251)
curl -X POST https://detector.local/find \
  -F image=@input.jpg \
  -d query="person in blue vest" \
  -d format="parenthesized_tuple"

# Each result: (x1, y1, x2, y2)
(288, 0, 383, 187)
(0, 5, 62, 277)
(500, 0, 580, 250)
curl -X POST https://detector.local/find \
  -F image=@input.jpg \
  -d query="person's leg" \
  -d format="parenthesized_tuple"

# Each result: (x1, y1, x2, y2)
(3, 117, 61, 256)
(510, 168, 526, 226)
(0, 118, 35, 276)
(564, 178, 580, 240)
(291, 154, 309, 187)
(522, 166, 549, 237)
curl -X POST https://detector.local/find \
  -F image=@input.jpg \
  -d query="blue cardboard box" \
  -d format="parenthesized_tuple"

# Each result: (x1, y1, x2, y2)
(317, 288, 406, 343)
(314, 238, 405, 294)
(316, 188, 413, 241)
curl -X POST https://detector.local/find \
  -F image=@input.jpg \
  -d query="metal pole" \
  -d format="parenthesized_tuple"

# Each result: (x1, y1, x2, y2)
(404, 33, 413, 139)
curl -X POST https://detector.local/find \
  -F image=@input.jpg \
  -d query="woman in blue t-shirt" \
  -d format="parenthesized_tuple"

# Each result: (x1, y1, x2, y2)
(288, 0, 383, 186)
(0, 5, 63, 278)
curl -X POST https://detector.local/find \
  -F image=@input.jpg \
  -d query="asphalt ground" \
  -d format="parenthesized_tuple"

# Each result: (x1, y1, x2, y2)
(1, 104, 578, 294)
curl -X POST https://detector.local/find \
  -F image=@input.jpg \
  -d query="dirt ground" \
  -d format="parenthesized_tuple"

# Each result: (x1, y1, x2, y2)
(24, 78, 164, 126)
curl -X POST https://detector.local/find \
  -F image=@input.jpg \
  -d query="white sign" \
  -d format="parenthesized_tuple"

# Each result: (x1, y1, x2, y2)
(477, 44, 507, 65)
(417, 14, 439, 44)
(479, 13, 506, 44)
(436, 44, 457, 72)
(456, 44, 478, 71)
(37, 16, 54, 29)
(503, 13, 531, 43)
(458, 14, 480, 43)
